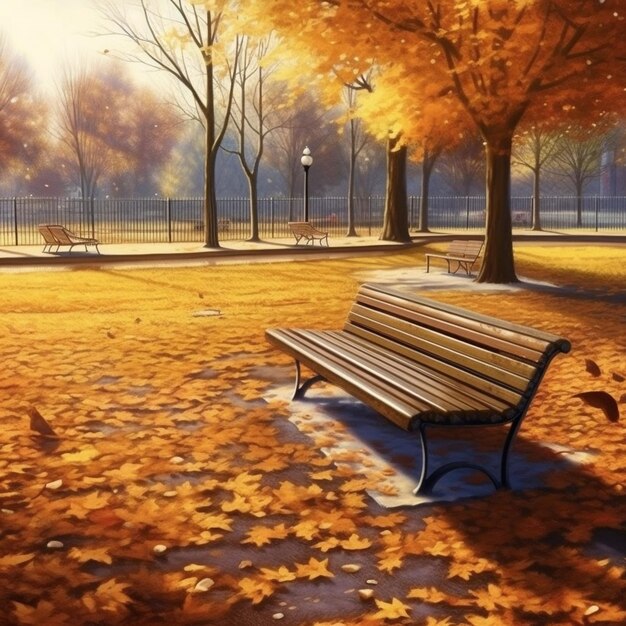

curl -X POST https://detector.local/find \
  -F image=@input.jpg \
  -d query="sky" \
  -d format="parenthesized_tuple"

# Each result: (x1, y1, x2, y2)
(0, 0, 136, 92)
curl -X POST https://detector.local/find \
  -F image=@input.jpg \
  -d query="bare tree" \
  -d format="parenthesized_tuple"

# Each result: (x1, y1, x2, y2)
(436, 135, 484, 197)
(56, 61, 180, 198)
(550, 131, 608, 227)
(513, 127, 562, 231)
(102, 0, 242, 247)
(224, 35, 285, 241)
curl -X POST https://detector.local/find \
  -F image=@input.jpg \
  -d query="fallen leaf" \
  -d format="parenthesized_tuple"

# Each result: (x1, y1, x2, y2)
(585, 359, 602, 377)
(574, 391, 620, 422)
(373, 597, 411, 620)
(295, 557, 334, 580)
(28, 407, 58, 438)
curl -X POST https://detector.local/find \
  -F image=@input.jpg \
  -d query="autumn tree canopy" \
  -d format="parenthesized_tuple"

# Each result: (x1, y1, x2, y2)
(0, 36, 47, 188)
(250, 0, 626, 282)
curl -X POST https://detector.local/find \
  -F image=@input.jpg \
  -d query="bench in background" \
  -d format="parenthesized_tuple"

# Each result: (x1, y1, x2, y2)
(39, 224, 100, 254)
(288, 221, 329, 246)
(426, 239, 483, 275)
(266, 283, 571, 495)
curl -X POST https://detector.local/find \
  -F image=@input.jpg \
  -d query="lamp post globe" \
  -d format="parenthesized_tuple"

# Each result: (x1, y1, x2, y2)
(301, 146, 313, 221)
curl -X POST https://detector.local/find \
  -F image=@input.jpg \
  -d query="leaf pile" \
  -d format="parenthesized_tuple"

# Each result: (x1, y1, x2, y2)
(0, 245, 624, 625)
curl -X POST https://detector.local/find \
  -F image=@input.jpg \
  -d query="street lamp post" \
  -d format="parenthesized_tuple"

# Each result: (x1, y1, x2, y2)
(301, 146, 313, 222)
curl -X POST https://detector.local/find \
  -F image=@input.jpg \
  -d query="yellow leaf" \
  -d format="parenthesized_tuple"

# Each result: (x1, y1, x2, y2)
(61, 445, 100, 463)
(340, 533, 372, 550)
(260, 565, 296, 582)
(68, 547, 113, 565)
(238, 576, 275, 604)
(0, 553, 35, 567)
(373, 597, 411, 620)
(242, 523, 289, 547)
(295, 557, 334, 580)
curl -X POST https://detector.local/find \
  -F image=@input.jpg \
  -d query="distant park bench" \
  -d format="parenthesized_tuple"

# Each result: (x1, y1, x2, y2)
(39, 224, 101, 254)
(288, 221, 329, 246)
(425, 239, 483, 275)
(266, 283, 571, 494)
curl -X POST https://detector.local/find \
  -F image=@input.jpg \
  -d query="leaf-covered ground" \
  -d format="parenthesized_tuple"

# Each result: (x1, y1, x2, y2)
(0, 244, 624, 625)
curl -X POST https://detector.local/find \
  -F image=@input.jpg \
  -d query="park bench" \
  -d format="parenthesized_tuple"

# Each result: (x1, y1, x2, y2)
(265, 283, 571, 495)
(288, 221, 329, 246)
(39, 224, 101, 254)
(425, 239, 484, 275)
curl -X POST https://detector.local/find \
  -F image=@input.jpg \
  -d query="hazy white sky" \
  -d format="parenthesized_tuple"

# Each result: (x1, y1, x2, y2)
(0, 0, 118, 90)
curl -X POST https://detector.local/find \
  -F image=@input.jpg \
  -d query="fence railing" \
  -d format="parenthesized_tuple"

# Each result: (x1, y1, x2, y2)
(1, 195, 625, 246)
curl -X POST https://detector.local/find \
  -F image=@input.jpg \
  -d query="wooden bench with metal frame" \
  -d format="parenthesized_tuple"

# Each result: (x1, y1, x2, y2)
(42, 224, 101, 254)
(425, 239, 484, 275)
(266, 283, 570, 495)
(288, 221, 329, 246)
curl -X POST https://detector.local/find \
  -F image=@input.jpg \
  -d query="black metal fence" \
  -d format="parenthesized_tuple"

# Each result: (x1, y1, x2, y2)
(1, 195, 625, 246)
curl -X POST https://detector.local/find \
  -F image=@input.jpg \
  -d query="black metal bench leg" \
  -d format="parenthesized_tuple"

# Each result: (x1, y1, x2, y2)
(292, 360, 324, 400)
(412, 422, 504, 495)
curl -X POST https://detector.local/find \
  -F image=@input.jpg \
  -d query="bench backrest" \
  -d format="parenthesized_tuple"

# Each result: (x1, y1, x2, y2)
(289, 221, 314, 234)
(343, 283, 570, 419)
(447, 240, 483, 258)
(38, 224, 58, 245)
(48, 225, 76, 244)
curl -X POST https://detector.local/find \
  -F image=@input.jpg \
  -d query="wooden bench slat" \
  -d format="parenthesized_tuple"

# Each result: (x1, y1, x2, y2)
(303, 330, 477, 414)
(348, 302, 538, 383)
(344, 322, 524, 408)
(347, 307, 533, 394)
(266, 328, 419, 430)
(331, 330, 513, 415)
(355, 292, 545, 362)
(359, 284, 562, 355)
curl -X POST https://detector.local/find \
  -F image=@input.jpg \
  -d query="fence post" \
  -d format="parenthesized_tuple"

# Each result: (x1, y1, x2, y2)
(270, 197, 275, 238)
(89, 197, 96, 239)
(368, 197, 372, 236)
(166, 197, 172, 242)
(594, 196, 598, 232)
(465, 196, 470, 230)
(12, 197, 18, 245)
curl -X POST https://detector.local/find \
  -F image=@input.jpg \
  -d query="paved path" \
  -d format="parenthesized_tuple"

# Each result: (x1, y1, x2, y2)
(0, 231, 624, 270)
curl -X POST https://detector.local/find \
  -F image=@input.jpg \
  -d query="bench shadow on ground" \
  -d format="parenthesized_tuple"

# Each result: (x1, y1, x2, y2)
(265, 382, 626, 619)
(265, 384, 596, 509)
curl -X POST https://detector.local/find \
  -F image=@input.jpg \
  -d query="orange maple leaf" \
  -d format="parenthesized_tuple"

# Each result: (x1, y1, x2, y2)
(259, 565, 296, 582)
(295, 557, 334, 580)
(340, 533, 372, 550)
(373, 597, 412, 620)
(238, 576, 275, 605)
(242, 523, 289, 547)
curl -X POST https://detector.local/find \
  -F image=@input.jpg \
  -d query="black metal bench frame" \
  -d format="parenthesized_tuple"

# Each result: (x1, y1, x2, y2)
(266, 283, 571, 495)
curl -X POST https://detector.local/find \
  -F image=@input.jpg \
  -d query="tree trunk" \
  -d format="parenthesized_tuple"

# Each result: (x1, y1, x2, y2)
(203, 125, 220, 248)
(417, 149, 437, 233)
(248, 176, 260, 242)
(576, 181, 583, 227)
(380, 136, 410, 242)
(346, 150, 358, 236)
(532, 168, 542, 231)
(203, 19, 220, 249)
(476, 134, 518, 283)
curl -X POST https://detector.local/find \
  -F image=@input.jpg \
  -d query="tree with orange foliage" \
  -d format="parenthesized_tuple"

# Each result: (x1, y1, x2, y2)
(249, 0, 626, 282)
(0, 37, 47, 191)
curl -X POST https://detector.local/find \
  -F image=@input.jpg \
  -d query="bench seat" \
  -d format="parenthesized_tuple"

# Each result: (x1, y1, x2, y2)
(266, 283, 571, 494)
